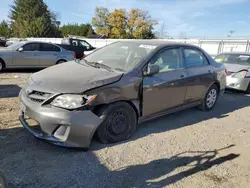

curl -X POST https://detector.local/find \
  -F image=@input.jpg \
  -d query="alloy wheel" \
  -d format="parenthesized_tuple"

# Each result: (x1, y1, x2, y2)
(206, 88, 217, 108)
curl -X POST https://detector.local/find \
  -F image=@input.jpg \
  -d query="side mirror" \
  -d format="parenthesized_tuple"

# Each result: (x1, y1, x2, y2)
(144, 64, 159, 76)
(18, 47, 23, 52)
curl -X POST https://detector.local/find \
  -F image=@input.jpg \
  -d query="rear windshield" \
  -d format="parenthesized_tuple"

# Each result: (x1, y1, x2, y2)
(215, 54, 250, 64)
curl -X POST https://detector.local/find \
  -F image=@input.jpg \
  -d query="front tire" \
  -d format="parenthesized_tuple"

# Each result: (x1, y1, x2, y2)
(200, 84, 218, 111)
(0, 61, 4, 72)
(245, 82, 250, 94)
(0, 170, 7, 188)
(95, 102, 137, 144)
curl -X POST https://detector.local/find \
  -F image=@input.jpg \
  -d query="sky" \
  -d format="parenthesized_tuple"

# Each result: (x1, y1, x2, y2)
(1, 0, 250, 38)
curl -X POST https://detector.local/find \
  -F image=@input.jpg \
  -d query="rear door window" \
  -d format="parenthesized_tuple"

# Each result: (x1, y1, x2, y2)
(184, 48, 209, 67)
(40, 43, 60, 52)
(152, 48, 183, 72)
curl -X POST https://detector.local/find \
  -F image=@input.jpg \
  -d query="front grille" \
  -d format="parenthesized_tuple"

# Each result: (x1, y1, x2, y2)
(30, 98, 44, 103)
(27, 90, 52, 103)
(33, 91, 47, 96)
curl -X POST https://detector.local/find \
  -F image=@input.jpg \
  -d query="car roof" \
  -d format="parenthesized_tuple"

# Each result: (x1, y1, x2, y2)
(114, 40, 200, 48)
(20, 41, 62, 48)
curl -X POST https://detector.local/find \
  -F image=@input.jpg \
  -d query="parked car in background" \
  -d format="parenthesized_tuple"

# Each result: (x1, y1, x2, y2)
(57, 38, 96, 59)
(215, 52, 250, 93)
(19, 41, 226, 149)
(0, 37, 7, 47)
(0, 41, 75, 71)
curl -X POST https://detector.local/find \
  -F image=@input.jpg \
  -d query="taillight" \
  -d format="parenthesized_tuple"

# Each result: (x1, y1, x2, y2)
(82, 52, 85, 57)
(74, 52, 76, 59)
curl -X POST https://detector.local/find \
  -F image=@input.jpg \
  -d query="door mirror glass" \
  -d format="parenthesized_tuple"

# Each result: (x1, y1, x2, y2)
(18, 47, 23, 52)
(144, 64, 159, 76)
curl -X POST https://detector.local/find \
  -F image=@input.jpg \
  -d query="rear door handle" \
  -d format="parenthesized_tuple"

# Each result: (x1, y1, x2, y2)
(180, 75, 185, 78)
(208, 70, 211, 73)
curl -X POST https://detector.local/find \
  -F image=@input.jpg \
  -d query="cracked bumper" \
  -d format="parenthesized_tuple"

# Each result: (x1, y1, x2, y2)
(19, 89, 102, 148)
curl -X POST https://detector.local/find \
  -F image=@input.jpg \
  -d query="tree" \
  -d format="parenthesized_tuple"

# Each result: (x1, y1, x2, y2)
(92, 7, 111, 37)
(9, 0, 61, 37)
(92, 7, 158, 39)
(108, 9, 127, 38)
(127, 9, 158, 39)
(60, 23, 95, 37)
(0, 20, 12, 37)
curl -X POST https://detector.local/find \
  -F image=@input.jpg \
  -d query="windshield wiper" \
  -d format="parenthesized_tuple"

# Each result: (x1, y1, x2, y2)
(114, 68, 125, 72)
(86, 61, 114, 72)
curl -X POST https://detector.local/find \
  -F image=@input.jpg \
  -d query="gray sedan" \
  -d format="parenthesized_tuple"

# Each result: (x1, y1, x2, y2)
(19, 41, 226, 149)
(214, 52, 250, 93)
(0, 41, 75, 71)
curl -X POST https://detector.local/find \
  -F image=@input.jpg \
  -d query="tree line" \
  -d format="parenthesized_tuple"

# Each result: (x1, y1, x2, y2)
(0, 0, 158, 39)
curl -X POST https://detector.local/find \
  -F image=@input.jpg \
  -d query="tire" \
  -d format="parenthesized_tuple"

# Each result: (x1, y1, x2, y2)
(0, 60, 4, 72)
(95, 102, 137, 144)
(0, 170, 7, 188)
(245, 82, 250, 94)
(200, 84, 218, 111)
(56, 60, 67, 64)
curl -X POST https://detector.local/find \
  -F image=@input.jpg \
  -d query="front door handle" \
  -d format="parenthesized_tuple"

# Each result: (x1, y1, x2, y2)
(208, 70, 211, 73)
(180, 75, 185, 78)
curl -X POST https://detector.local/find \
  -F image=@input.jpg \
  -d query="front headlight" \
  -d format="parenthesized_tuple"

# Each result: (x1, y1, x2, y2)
(233, 70, 248, 78)
(51, 94, 97, 109)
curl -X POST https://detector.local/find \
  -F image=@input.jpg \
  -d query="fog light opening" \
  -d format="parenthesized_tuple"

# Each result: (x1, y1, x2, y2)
(53, 125, 70, 141)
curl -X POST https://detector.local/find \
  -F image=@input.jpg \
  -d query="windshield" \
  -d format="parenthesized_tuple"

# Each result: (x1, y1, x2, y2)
(7, 42, 24, 50)
(83, 42, 156, 72)
(215, 54, 250, 64)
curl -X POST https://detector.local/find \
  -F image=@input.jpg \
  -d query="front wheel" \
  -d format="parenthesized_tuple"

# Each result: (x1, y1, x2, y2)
(245, 82, 250, 94)
(0, 170, 7, 188)
(95, 102, 137, 144)
(200, 84, 218, 111)
(0, 62, 4, 72)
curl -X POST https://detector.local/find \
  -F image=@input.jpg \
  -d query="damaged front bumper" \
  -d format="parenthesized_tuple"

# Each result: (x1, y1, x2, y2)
(226, 76, 250, 91)
(19, 88, 103, 148)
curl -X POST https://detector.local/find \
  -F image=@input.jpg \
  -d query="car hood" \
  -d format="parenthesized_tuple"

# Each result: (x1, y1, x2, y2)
(30, 61, 123, 93)
(224, 63, 250, 73)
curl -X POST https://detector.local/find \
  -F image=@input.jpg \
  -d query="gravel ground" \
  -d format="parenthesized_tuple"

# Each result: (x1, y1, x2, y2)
(0, 70, 250, 188)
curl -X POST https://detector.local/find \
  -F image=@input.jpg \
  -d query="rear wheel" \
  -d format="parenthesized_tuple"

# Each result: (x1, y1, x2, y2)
(0, 170, 7, 188)
(56, 60, 67, 64)
(0, 61, 4, 72)
(200, 84, 218, 111)
(95, 102, 137, 144)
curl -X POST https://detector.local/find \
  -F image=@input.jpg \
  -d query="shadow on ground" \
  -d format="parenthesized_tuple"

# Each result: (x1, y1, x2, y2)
(0, 91, 244, 187)
(0, 129, 239, 188)
(1, 68, 42, 74)
(0, 85, 21, 98)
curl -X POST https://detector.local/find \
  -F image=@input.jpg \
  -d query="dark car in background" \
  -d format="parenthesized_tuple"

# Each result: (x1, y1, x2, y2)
(19, 41, 226, 149)
(215, 52, 250, 93)
(57, 38, 96, 59)
(0, 37, 7, 47)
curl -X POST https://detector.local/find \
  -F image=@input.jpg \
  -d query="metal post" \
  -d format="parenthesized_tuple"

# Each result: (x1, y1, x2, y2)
(198, 40, 202, 47)
(245, 40, 249, 52)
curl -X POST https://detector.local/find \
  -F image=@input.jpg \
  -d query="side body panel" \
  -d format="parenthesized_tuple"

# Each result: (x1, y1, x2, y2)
(142, 69, 187, 116)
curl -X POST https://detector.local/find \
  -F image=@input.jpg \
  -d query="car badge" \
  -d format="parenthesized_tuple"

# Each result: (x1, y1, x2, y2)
(26, 87, 33, 95)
